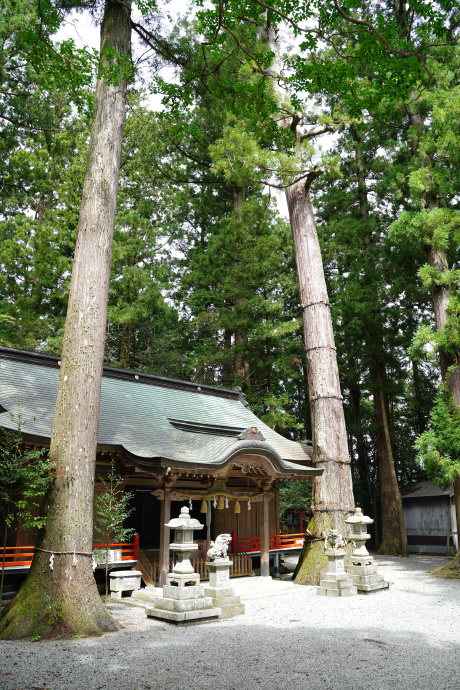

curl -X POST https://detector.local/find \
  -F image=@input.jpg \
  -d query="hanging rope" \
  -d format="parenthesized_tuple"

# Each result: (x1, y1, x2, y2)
(35, 547, 93, 556)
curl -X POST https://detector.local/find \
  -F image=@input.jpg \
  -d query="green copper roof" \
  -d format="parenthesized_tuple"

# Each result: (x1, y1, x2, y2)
(0, 347, 319, 478)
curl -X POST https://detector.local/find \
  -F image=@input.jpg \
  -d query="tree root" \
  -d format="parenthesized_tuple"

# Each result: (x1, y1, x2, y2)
(0, 570, 119, 640)
(430, 551, 460, 579)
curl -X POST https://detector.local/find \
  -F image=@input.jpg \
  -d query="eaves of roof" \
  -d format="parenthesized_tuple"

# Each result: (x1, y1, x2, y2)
(0, 346, 318, 478)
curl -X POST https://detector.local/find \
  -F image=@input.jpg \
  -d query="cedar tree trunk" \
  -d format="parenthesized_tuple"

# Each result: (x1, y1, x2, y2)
(285, 179, 355, 584)
(410, 116, 460, 570)
(351, 126, 406, 554)
(374, 377, 407, 554)
(261, 21, 355, 584)
(428, 242, 460, 570)
(0, 0, 131, 639)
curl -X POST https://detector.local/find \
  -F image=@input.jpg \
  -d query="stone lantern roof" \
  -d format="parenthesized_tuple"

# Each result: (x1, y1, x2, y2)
(345, 507, 373, 525)
(165, 506, 203, 530)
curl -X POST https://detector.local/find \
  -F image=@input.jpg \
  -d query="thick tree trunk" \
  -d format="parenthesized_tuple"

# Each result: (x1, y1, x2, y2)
(259, 21, 354, 583)
(286, 180, 355, 585)
(374, 378, 407, 554)
(433, 474, 460, 576)
(0, 0, 131, 639)
(349, 382, 373, 519)
(351, 125, 407, 553)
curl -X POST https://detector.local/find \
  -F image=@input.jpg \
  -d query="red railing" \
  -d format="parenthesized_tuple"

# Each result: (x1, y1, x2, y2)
(0, 535, 139, 570)
(231, 532, 305, 554)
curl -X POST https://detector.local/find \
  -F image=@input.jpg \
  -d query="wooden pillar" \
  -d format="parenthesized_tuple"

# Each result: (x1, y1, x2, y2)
(260, 492, 271, 577)
(158, 489, 171, 587)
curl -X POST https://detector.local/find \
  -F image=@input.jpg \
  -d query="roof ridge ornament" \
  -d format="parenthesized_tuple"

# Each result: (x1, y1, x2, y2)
(236, 426, 266, 441)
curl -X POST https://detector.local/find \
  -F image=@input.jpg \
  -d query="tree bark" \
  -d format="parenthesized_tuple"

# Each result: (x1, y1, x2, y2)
(285, 179, 355, 584)
(350, 124, 407, 554)
(374, 375, 407, 554)
(349, 382, 373, 519)
(409, 114, 460, 570)
(259, 21, 354, 583)
(0, 0, 132, 639)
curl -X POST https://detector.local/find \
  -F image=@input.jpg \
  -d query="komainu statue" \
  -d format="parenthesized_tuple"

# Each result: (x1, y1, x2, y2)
(325, 529, 347, 551)
(207, 533, 232, 561)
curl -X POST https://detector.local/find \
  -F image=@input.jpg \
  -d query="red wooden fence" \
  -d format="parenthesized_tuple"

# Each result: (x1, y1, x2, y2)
(231, 532, 305, 554)
(1, 534, 139, 570)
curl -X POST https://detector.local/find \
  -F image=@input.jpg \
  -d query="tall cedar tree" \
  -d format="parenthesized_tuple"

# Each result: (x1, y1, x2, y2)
(0, 0, 133, 639)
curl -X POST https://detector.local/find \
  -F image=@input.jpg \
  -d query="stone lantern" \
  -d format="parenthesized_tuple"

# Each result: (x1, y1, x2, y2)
(345, 507, 389, 593)
(167, 505, 203, 582)
(145, 506, 222, 624)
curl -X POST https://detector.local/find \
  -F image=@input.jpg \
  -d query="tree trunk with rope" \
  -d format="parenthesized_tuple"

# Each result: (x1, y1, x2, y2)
(0, 0, 131, 639)
(260, 20, 355, 583)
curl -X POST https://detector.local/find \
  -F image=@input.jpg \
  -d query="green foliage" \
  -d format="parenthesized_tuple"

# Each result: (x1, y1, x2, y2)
(0, 423, 52, 534)
(260, 393, 304, 432)
(94, 462, 135, 603)
(409, 323, 439, 363)
(279, 480, 312, 520)
(416, 390, 460, 488)
(0, 409, 54, 602)
(389, 209, 460, 253)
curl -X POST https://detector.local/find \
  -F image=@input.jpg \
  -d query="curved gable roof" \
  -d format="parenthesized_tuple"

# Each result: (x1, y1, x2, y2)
(0, 347, 320, 478)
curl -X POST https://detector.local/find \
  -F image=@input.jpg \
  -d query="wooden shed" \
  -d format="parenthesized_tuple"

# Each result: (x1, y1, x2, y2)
(402, 481, 458, 555)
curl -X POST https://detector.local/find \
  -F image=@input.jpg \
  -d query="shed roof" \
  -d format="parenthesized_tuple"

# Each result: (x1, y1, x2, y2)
(401, 480, 453, 499)
(0, 347, 319, 478)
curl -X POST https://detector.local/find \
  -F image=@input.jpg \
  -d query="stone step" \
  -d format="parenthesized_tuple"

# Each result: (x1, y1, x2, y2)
(145, 605, 221, 624)
(356, 581, 390, 593)
(131, 586, 162, 602)
(317, 585, 358, 597)
(154, 595, 216, 613)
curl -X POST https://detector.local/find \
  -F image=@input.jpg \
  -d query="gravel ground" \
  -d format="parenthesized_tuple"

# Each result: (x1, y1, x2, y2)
(1, 554, 459, 690)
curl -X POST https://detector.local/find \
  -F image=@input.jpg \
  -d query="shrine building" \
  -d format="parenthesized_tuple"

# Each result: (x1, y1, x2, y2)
(0, 346, 321, 586)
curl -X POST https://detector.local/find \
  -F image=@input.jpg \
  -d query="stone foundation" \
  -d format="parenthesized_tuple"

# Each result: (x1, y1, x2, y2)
(203, 559, 245, 618)
(347, 557, 389, 594)
(145, 584, 221, 624)
(317, 549, 357, 597)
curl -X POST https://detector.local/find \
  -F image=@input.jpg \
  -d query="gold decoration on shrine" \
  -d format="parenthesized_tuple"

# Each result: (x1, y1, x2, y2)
(217, 495, 225, 510)
(234, 500, 241, 514)
(200, 499, 207, 513)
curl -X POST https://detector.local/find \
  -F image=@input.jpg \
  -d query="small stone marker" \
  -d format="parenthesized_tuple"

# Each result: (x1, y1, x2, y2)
(109, 570, 142, 599)
(317, 530, 357, 597)
(203, 534, 244, 618)
(145, 506, 221, 624)
(345, 508, 389, 594)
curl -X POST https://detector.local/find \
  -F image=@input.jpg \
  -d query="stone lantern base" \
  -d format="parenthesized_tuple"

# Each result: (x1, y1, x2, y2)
(167, 572, 200, 587)
(317, 549, 358, 597)
(346, 555, 389, 594)
(204, 560, 245, 618)
(145, 583, 221, 625)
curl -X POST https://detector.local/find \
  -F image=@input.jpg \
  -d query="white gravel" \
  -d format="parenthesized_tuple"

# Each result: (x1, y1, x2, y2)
(1, 554, 459, 690)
